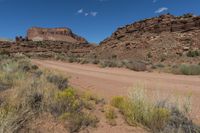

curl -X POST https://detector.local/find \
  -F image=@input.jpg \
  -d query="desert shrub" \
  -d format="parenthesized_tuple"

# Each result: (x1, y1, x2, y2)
(111, 88, 170, 131)
(82, 91, 101, 104)
(47, 74, 68, 90)
(0, 106, 34, 133)
(99, 60, 123, 68)
(51, 89, 99, 132)
(91, 59, 100, 64)
(33, 70, 43, 78)
(162, 107, 200, 133)
(0, 49, 10, 56)
(81, 91, 104, 110)
(54, 53, 67, 61)
(27, 92, 43, 111)
(50, 88, 81, 116)
(111, 96, 125, 109)
(31, 65, 39, 70)
(99, 60, 117, 68)
(0, 71, 50, 132)
(67, 112, 98, 133)
(176, 64, 200, 75)
(0, 57, 100, 133)
(80, 59, 90, 64)
(17, 59, 35, 72)
(156, 63, 165, 68)
(111, 87, 200, 132)
(0, 59, 27, 87)
(68, 56, 78, 63)
(187, 50, 200, 57)
(124, 61, 147, 71)
(104, 105, 117, 126)
(151, 65, 157, 69)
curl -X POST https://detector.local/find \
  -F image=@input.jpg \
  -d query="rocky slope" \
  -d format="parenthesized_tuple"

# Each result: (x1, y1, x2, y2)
(95, 14, 200, 64)
(0, 40, 95, 58)
(27, 27, 87, 44)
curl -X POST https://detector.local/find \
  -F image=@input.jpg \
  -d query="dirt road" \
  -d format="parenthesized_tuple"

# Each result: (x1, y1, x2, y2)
(32, 59, 200, 123)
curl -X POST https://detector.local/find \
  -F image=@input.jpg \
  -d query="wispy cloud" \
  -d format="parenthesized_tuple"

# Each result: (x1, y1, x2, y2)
(77, 8, 83, 14)
(84, 13, 89, 16)
(155, 7, 168, 13)
(90, 11, 98, 17)
(76, 8, 98, 17)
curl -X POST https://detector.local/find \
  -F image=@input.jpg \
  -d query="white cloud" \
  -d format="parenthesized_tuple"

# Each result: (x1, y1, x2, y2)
(84, 13, 89, 16)
(76, 8, 98, 17)
(77, 8, 83, 14)
(155, 7, 168, 13)
(90, 12, 98, 17)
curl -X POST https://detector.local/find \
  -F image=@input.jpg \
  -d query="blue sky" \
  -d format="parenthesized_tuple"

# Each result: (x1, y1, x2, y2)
(0, 0, 200, 43)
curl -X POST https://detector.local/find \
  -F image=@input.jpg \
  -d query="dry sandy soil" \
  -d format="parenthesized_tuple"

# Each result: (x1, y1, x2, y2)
(32, 59, 200, 131)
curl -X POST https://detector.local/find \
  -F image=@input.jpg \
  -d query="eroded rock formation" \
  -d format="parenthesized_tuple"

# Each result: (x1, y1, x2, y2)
(102, 14, 200, 43)
(95, 14, 200, 63)
(27, 27, 88, 44)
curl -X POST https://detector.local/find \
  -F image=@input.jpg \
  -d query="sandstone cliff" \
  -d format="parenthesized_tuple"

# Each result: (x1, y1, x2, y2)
(27, 27, 88, 44)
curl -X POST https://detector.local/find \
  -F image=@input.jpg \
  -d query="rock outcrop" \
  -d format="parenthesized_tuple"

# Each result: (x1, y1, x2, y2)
(27, 27, 88, 44)
(0, 40, 95, 57)
(101, 14, 200, 44)
(95, 14, 200, 63)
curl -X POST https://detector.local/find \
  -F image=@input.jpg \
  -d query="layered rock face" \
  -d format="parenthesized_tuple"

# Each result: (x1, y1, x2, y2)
(96, 14, 200, 63)
(27, 27, 88, 44)
(102, 14, 200, 42)
(0, 40, 95, 58)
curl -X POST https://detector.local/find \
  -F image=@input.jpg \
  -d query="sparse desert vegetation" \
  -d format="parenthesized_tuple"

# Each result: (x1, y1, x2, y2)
(0, 54, 200, 133)
(0, 55, 102, 133)
(111, 87, 200, 133)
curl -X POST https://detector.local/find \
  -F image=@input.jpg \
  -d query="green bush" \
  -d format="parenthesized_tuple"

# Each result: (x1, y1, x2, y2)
(68, 56, 79, 63)
(187, 50, 200, 57)
(99, 60, 118, 68)
(67, 113, 98, 133)
(124, 61, 147, 71)
(111, 96, 125, 109)
(178, 64, 200, 75)
(47, 74, 68, 90)
(51, 88, 80, 116)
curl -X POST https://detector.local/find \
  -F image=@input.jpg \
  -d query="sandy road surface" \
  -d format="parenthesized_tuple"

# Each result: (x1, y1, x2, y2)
(32, 59, 200, 123)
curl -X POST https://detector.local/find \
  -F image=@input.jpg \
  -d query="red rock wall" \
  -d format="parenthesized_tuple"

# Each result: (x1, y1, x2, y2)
(110, 14, 200, 39)
(27, 27, 87, 44)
